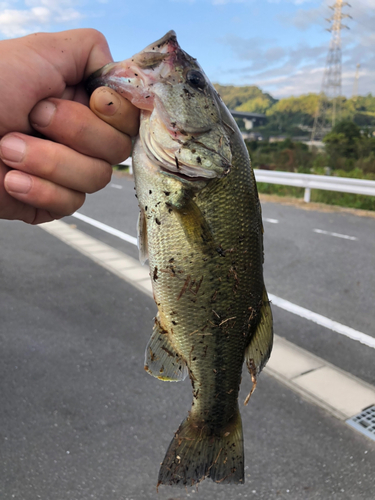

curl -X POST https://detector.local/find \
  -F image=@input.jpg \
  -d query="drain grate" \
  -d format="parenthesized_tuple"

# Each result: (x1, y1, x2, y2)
(346, 405, 375, 442)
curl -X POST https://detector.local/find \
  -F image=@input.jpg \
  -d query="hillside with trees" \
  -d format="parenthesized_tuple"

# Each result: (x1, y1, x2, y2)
(213, 84, 276, 113)
(214, 84, 375, 137)
(213, 85, 375, 210)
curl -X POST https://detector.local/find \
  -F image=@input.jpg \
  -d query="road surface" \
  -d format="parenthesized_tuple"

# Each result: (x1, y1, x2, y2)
(0, 177, 374, 499)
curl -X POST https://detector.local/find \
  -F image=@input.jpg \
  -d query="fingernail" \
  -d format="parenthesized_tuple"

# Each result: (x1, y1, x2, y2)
(0, 136, 26, 163)
(5, 171, 32, 194)
(94, 88, 120, 116)
(30, 100, 56, 127)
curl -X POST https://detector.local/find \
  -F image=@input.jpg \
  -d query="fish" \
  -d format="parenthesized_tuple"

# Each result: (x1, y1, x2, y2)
(86, 31, 273, 488)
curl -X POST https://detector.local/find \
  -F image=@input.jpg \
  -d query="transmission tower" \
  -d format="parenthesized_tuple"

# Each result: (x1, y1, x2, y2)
(311, 0, 351, 141)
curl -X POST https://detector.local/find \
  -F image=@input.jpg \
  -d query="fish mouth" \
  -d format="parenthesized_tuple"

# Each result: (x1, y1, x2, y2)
(85, 65, 114, 97)
(85, 31, 230, 179)
(140, 30, 178, 53)
(85, 31, 205, 122)
(85, 31, 187, 104)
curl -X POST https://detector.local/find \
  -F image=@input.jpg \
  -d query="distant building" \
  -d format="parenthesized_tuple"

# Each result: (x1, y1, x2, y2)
(304, 140, 325, 150)
(241, 131, 264, 141)
(269, 136, 287, 143)
(229, 110, 267, 129)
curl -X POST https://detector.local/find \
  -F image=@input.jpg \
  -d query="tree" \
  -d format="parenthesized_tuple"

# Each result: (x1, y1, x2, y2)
(323, 121, 361, 168)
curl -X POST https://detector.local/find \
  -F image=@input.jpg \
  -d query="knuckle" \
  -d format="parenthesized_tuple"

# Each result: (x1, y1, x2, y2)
(35, 143, 60, 179)
(111, 139, 133, 166)
(11, 137, 60, 180)
(86, 28, 107, 45)
(70, 192, 86, 213)
(57, 192, 85, 217)
(87, 160, 112, 194)
(101, 163, 113, 187)
(38, 182, 85, 217)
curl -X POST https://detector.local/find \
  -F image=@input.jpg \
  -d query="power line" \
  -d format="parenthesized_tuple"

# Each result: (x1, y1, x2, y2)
(352, 63, 360, 100)
(311, 0, 351, 141)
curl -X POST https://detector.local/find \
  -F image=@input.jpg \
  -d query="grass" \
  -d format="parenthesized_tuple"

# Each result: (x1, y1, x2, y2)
(256, 183, 375, 211)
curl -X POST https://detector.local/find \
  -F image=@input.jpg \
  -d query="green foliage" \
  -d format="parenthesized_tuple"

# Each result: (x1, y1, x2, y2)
(323, 121, 375, 171)
(310, 190, 375, 211)
(246, 132, 375, 210)
(236, 95, 274, 114)
(329, 120, 361, 139)
(266, 93, 320, 117)
(113, 163, 130, 171)
(213, 84, 276, 112)
(213, 84, 375, 209)
(256, 181, 375, 211)
(213, 83, 375, 136)
(247, 138, 313, 173)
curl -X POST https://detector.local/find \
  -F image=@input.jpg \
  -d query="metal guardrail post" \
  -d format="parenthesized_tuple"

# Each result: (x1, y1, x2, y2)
(304, 188, 311, 203)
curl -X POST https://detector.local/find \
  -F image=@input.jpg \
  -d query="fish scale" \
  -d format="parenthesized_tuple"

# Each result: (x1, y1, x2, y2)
(86, 30, 273, 487)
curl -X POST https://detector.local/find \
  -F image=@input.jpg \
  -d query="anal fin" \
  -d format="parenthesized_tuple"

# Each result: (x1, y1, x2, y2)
(145, 315, 188, 382)
(244, 286, 273, 404)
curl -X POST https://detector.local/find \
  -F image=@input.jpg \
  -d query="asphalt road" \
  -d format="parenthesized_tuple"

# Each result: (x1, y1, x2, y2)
(67, 175, 375, 386)
(1, 179, 375, 499)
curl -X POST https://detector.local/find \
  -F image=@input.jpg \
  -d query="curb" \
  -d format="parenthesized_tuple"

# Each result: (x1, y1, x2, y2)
(40, 220, 375, 427)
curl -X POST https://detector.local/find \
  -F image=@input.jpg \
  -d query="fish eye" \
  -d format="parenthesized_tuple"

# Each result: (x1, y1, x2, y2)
(186, 70, 206, 90)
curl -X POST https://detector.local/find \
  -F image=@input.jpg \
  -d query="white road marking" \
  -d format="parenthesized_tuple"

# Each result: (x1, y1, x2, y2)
(40, 219, 375, 423)
(264, 218, 279, 224)
(71, 214, 374, 350)
(110, 183, 123, 189)
(269, 294, 375, 349)
(313, 228, 357, 241)
(72, 212, 137, 246)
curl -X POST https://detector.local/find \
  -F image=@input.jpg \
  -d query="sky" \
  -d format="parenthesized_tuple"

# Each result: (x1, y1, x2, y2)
(0, 0, 374, 99)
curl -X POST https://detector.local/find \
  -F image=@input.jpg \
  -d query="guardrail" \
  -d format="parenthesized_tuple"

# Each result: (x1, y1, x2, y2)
(119, 160, 375, 203)
(254, 169, 375, 203)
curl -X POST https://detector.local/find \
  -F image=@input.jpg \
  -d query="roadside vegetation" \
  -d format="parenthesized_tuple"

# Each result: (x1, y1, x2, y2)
(214, 84, 375, 211)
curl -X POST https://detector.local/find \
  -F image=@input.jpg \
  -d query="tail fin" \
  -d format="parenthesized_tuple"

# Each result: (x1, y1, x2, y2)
(158, 408, 244, 487)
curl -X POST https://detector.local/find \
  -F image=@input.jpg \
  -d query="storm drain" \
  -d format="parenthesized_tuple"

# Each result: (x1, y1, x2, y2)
(346, 405, 375, 442)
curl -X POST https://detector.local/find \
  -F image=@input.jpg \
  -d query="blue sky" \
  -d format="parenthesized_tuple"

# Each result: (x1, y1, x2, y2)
(0, 0, 374, 98)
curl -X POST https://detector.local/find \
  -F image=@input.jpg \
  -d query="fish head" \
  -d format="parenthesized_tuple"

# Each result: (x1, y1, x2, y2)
(87, 31, 233, 182)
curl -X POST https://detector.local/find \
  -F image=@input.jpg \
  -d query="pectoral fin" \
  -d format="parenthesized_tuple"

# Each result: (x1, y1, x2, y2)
(244, 286, 273, 404)
(173, 195, 215, 253)
(145, 315, 188, 382)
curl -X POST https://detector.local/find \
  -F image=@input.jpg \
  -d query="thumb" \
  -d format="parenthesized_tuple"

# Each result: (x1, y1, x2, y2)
(90, 87, 140, 138)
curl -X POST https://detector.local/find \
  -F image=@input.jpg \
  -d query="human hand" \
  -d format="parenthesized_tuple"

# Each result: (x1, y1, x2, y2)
(0, 29, 139, 224)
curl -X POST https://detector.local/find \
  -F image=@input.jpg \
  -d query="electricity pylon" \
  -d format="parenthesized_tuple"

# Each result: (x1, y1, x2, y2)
(311, 0, 351, 141)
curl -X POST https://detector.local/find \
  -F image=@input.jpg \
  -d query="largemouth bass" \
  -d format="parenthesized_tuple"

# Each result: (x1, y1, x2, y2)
(87, 31, 273, 487)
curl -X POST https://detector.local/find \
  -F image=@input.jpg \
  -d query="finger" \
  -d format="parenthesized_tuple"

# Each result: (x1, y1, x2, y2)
(61, 83, 90, 106)
(1, 158, 64, 224)
(22, 29, 113, 88)
(90, 87, 140, 137)
(1, 29, 114, 137)
(29, 98, 132, 164)
(4, 170, 85, 217)
(0, 133, 112, 194)
(0, 159, 36, 223)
